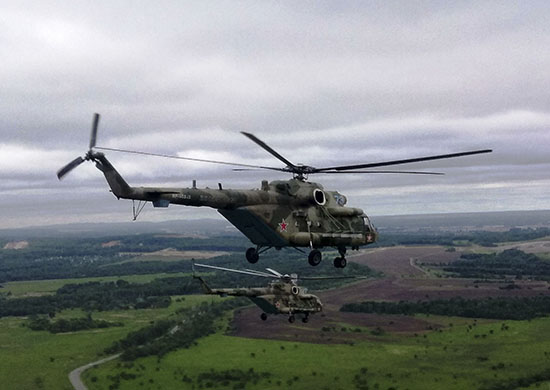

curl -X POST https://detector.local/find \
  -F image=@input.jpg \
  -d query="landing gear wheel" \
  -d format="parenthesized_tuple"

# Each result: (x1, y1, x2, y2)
(288, 315, 296, 323)
(245, 247, 259, 264)
(333, 257, 347, 268)
(308, 249, 322, 266)
(302, 316, 309, 323)
(260, 313, 267, 321)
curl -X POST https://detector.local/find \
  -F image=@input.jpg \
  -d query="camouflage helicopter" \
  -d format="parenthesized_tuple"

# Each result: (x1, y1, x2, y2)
(193, 262, 353, 323)
(58, 113, 492, 268)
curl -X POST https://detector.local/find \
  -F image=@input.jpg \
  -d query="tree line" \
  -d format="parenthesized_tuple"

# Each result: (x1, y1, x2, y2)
(105, 299, 247, 361)
(439, 249, 550, 280)
(341, 296, 550, 320)
(0, 234, 248, 283)
(27, 314, 122, 333)
(376, 227, 550, 247)
(0, 279, 188, 318)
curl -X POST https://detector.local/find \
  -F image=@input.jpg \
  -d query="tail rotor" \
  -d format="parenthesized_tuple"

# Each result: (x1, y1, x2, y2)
(57, 113, 101, 180)
(89, 112, 99, 150)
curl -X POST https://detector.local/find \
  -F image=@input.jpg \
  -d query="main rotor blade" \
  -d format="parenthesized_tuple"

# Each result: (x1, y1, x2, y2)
(194, 263, 273, 278)
(243, 268, 279, 278)
(317, 170, 444, 175)
(240, 132, 296, 169)
(57, 156, 85, 180)
(315, 149, 492, 172)
(89, 113, 100, 150)
(265, 268, 283, 277)
(94, 146, 287, 172)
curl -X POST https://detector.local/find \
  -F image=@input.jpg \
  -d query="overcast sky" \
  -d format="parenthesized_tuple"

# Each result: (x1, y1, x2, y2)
(1, 1, 549, 229)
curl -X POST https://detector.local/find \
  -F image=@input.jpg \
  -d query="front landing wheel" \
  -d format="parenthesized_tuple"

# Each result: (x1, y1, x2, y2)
(333, 257, 347, 268)
(308, 249, 322, 266)
(246, 247, 259, 264)
(260, 313, 267, 321)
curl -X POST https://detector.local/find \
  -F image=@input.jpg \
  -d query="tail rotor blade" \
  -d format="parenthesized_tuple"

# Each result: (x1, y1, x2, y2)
(89, 113, 100, 150)
(57, 156, 85, 180)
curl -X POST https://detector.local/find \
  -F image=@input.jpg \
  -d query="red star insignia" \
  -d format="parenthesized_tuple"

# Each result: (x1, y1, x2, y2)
(278, 219, 288, 232)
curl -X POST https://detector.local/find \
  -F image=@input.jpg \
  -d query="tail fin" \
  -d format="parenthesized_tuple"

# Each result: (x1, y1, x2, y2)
(92, 152, 133, 199)
(193, 275, 213, 294)
(192, 263, 213, 294)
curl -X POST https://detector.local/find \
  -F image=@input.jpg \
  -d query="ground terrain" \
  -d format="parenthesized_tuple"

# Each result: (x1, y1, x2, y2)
(2, 231, 550, 389)
(230, 244, 550, 345)
(0, 295, 222, 390)
(83, 238, 550, 390)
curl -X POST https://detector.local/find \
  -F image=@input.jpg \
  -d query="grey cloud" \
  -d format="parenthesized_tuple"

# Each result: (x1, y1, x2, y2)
(1, 1, 549, 228)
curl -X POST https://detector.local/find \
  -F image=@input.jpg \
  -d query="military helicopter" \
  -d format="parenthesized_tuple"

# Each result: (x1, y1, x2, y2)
(58, 113, 492, 268)
(193, 262, 353, 323)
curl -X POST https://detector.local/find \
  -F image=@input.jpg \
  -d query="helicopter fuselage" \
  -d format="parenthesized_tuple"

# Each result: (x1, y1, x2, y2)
(142, 180, 376, 248)
(197, 278, 323, 318)
(95, 152, 378, 266)
(59, 114, 490, 268)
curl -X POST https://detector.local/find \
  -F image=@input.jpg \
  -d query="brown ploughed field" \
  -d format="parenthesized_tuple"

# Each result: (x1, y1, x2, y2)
(230, 245, 550, 344)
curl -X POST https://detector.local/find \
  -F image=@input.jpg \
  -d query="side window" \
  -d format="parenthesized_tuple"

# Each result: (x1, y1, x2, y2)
(363, 216, 373, 232)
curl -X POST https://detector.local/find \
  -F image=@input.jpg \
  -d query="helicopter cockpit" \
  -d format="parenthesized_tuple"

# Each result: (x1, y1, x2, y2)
(362, 214, 377, 243)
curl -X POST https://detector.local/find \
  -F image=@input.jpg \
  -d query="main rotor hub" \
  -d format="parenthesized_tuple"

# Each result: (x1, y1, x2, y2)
(288, 164, 316, 181)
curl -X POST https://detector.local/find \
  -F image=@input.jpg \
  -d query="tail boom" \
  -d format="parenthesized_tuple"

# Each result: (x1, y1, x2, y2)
(92, 152, 134, 199)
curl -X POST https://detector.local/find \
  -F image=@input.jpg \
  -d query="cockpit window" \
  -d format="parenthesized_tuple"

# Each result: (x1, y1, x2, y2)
(363, 215, 374, 232)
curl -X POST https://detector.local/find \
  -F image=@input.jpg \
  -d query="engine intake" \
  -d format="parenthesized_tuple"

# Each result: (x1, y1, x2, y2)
(313, 189, 326, 205)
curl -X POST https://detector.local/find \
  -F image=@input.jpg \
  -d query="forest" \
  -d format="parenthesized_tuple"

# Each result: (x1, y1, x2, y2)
(105, 299, 247, 361)
(439, 249, 550, 280)
(0, 279, 178, 317)
(1, 227, 547, 283)
(27, 314, 123, 333)
(0, 234, 246, 282)
(0, 234, 377, 283)
(376, 227, 550, 247)
(341, 295, 550, 320)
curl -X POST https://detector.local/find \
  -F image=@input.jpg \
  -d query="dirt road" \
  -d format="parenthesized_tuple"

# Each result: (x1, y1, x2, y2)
(69, 354, 120, 390)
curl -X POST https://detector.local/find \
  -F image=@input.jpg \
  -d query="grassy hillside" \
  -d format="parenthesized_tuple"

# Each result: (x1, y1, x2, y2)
(83, 316, 550, 390)
(0, 295, 222, 390)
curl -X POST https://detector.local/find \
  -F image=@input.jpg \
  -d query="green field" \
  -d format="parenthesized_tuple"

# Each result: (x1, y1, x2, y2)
(0, 295, 222, 390)
(82, 316, 550, 390)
